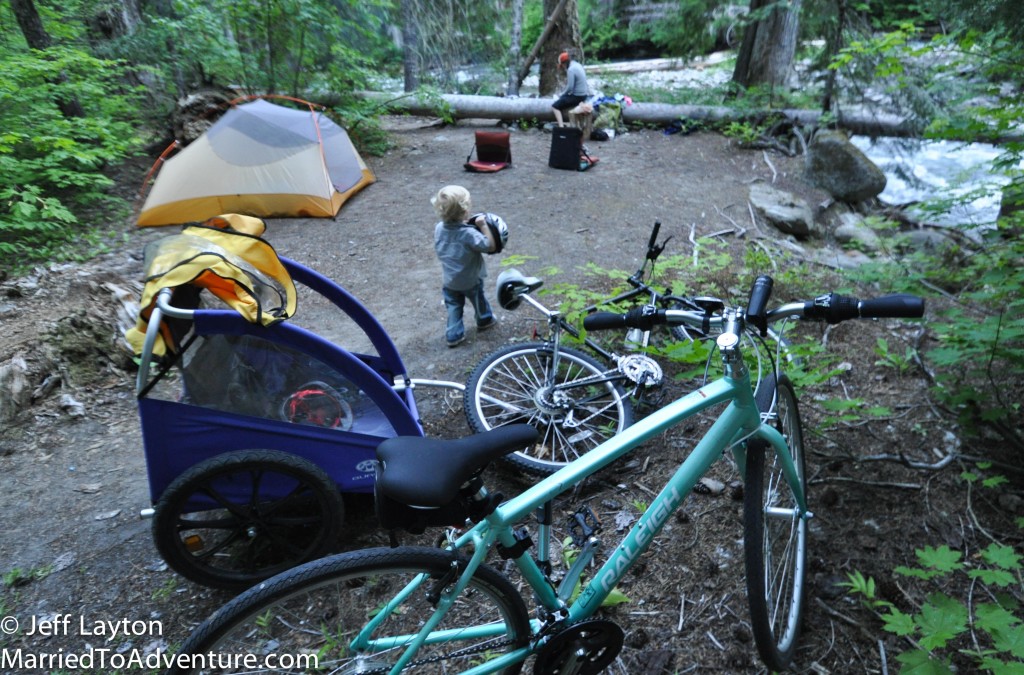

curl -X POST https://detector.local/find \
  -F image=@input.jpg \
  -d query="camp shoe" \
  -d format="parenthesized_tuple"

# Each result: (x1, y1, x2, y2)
(447, 335, 466, 348)
(477, 317, 498, 332)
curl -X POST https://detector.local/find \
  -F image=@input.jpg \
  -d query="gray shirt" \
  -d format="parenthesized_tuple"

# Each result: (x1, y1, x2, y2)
(434, 220, 490, 291)
(562, 60, 589, 97)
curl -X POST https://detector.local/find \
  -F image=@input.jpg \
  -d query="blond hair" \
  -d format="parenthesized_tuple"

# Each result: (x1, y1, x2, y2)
(432, 185, 472, 222)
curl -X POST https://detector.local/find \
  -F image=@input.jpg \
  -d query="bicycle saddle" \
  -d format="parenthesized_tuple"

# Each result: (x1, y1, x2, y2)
(376, 424, 538, 507)
(496, 268, 543, 310)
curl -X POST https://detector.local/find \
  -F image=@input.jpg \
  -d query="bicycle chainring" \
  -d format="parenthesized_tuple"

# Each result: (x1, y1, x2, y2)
(533, 619, 624, 675)
(617, 353, 663, 387)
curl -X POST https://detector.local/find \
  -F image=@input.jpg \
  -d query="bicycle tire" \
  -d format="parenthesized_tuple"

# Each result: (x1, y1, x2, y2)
(167, 546, 532, 674)
(153, 449, 344, 591)
(743, 373, 808, 671)
(464, 342, 635, 475)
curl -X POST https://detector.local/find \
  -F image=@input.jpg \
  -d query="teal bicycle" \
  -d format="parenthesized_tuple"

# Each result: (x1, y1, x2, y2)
(168, 278, 923, 674)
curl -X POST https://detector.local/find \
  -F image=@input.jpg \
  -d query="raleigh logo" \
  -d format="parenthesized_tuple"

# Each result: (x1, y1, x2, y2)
(595, 485, 684, 595)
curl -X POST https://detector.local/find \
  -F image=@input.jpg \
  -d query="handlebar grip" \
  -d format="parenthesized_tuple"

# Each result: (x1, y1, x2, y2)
(583, 312, 629, 331)
(584, 306, 667, 331)
(858, 294, 925, 319)
(647, 221, 661, 252)
(806, 293, 925, 323)
(745, 275, 773, 336)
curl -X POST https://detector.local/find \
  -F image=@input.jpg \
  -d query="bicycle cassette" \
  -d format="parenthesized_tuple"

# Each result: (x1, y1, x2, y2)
(617, 353, 663, 387)
(534, 619, 624, 675)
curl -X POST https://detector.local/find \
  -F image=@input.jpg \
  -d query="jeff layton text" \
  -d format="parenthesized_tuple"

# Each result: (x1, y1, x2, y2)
(24, 614, 162, 638)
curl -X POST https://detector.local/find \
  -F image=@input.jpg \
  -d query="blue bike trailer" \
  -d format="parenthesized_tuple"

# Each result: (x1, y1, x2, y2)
(132, 228, 424, 506)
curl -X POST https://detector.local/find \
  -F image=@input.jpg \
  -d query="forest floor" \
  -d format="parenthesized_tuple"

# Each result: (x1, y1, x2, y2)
(0, 116, 1017, 674)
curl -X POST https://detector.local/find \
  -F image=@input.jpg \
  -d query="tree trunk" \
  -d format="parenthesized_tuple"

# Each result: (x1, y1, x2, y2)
(732, 0, 802, 90)
(516, 0, 568, 87)
(401, 0, 420, 92)
(539, 0, 581, 96)
(506, 0, 525, 96)
(821, 0, 847, 112)
(357, 91, 940, 139)
(9, 0, 85, 118)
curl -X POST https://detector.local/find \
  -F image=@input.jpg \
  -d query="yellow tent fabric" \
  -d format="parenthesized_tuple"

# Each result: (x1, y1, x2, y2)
(137, 99, 375, 226)
(125, 215, 297, 357)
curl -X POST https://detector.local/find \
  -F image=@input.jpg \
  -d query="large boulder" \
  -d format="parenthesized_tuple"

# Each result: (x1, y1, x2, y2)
(806, 130, 887, 203)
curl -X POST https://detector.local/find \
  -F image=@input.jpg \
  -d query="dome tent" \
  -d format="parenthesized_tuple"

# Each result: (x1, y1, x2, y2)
(137, 98, 375, 226)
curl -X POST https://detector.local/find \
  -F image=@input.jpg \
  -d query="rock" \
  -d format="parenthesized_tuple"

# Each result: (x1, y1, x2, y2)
(0, 356, 30, 425)
(903, 228, 957, 253)
(834, 212, 883, 251)
(60, 393, 86, 417)
(806, 129, 887, 203)
(748, 182, 816, 238)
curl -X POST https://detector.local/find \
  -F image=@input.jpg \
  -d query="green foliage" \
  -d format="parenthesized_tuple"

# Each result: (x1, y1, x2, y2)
(0, 46, 142, 270)
(150, 577, 177, 601)
(873, 337, 918, 376)
(128, 0, 390, 101)
(3, 564, 52, 587)
(844, 540, 1024, 673)
(721, 120, 766, 145)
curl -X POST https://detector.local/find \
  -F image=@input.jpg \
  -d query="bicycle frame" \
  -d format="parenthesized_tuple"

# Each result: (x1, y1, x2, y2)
(350, 332, 807, 674)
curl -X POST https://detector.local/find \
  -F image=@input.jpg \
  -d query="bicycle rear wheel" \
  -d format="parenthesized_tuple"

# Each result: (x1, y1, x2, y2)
(168, 546, 532, 674)
(744, 374, 808, 671)
(464, 342, 634, 475)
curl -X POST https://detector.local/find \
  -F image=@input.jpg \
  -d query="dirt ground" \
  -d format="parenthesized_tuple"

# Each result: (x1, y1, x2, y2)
(0, 118, 1014, 674)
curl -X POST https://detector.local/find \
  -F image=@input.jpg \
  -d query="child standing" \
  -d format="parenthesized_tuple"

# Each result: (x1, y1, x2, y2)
(432, 185, 498, 347)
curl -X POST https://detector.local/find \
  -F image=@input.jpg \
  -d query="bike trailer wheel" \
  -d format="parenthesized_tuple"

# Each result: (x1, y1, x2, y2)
(152, 449, 344, 591)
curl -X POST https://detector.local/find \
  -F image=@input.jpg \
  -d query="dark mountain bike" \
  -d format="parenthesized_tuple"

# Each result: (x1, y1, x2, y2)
(464, 221, 789, 475)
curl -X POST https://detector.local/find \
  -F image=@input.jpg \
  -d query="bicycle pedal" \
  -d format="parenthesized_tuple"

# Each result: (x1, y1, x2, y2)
(567, 506, 601, 546)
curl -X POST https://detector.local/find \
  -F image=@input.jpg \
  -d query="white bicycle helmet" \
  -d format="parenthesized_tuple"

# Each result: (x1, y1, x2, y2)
(473, 213, 509, 254)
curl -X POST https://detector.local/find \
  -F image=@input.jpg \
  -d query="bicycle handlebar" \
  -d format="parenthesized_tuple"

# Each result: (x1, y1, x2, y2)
(647, 219, 663, 259)
(583, 283, 925, 333)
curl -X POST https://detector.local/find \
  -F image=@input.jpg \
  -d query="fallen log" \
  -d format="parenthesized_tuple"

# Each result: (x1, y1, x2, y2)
(359, 91, 921, 138)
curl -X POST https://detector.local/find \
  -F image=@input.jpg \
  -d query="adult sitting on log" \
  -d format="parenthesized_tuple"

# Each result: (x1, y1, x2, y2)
(552, 50, 590, 128)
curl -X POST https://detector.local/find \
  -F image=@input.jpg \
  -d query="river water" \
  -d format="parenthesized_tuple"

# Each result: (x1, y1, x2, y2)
(851, 136, 1009, 230)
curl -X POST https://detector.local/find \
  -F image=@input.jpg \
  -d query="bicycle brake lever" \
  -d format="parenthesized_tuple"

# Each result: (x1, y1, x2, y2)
(646, 236, 671, 262)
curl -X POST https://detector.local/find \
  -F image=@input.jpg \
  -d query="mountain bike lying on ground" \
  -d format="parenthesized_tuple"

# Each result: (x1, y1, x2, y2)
(168, 277, 923, 675)
(465, 220, 789, 475)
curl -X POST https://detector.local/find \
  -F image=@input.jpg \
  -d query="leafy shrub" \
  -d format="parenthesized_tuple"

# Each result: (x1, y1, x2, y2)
(0, 47, 141, 269)
(844, 538, 1023, 673)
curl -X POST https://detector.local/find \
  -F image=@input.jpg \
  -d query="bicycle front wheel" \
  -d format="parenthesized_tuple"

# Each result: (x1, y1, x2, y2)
(464, 342, 635, 475)
(168, 546, 532, 674)
(744, 374, 808, 671)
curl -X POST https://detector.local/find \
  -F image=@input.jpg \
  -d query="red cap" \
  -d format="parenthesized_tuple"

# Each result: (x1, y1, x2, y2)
(558, 52, 569, 64)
